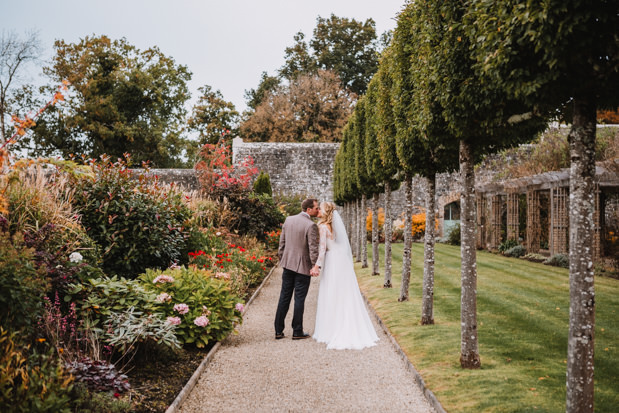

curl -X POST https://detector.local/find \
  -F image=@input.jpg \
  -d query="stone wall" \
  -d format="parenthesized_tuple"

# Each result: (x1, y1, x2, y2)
(232, 138, 340, 202)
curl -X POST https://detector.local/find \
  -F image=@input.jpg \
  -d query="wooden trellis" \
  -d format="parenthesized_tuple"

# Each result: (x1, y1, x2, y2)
(476, 193, 486, 249)
(526, 190, 541, 253)
(593, 183, 603, 259)
(489, 195, 502, 249)
(507, 192, 519, 242)
(550, 186, 568, 255)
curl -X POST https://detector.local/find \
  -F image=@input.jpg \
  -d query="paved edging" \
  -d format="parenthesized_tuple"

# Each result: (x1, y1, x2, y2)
(360, 289, 448, 413)
(165, 266, 277, 413)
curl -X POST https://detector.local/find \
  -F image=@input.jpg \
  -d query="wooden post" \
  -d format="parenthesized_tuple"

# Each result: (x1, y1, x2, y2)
(526, 189, 541, 253)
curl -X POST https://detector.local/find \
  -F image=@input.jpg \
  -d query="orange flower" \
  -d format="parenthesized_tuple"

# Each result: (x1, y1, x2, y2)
(37, 338, 46, 343)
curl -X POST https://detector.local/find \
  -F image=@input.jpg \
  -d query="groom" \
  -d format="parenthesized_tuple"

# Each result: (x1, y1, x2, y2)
(274, 198, 320, 340)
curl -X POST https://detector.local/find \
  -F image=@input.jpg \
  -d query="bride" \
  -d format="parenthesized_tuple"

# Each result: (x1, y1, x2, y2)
(312, 202, 379, 350)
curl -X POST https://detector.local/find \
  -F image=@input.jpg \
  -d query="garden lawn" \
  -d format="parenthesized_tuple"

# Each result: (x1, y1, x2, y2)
(357, 243, 618, 413)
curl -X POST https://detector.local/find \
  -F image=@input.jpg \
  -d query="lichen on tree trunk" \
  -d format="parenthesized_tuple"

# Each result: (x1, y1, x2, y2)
(355, 198, 362, 262)
(361, 194, 368, 268)
(399, 175, 413, 301)
(421, 174, 436, 324)
(372, 193, 380, 276)
(383, 181, 393, 288)
(566, 97, 596, 413)
(459, 140, 481, 369)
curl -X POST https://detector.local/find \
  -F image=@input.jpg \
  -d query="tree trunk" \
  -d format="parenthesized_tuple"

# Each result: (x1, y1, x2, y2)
(346, 202, 353, 246)
(355, 198, 362, 262)
(566, 97, 596, 413)
(399, 175, 413, 301)
(372, 193, 380, 276)
(459, 140, 481, 369)
(351, 200, 358, 260)
(384, 181, 393, 288)
(422, 174, 436, 324)
(361, 194, 368, 268)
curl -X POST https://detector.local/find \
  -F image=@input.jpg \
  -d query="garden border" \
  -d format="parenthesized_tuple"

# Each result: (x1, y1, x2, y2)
(165, 266, 278, 413)
(360, 290, 447, 413)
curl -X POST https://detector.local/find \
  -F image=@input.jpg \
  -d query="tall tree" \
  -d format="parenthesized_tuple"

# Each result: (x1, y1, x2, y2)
(0, 30, 41, 143)
(23, 35, 191, 166)
(244, 71, 280, 111)
(188, 84, 239, 146)
(240, 70, 355, 142)
(372, 53, 402, 289)
(415, 0, 546, 368)
(467, 0, 619, 409)
(280, 14, 381, 95)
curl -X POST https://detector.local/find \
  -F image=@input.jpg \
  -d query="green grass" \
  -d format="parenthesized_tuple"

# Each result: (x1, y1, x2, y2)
(356, 243, 619, 413)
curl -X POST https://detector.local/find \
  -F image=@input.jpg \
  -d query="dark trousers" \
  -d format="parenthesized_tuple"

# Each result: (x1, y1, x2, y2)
(274, 268, 311, 336)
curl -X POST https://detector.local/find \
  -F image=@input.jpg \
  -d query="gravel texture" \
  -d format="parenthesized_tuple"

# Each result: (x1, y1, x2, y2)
(178, 268, 436, 413)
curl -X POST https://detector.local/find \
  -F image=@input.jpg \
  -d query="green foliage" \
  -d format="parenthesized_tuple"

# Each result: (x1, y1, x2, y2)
(140, 267, 243, 348)
(106, 307, 180, 354)
(0, 328, 73, 413)
(498, 239, 519, 253)
(70, 384, 132, 413)
(273, 193, 305, 217)
(252, 171, 273, 197)
(0, 232, 48, 334)
(17, 35, 192, 167)
(523, 253, 547, 263)
(544, 254, 570, 269)
(504, 245, 527, 258)
(66, 276, 159, 327)
(445, 223, 461, 246)
(72, 156, 192, 277)
(187, 84, 239, 147)
(281, 14, 381, 95)
(244, 71, 281, 110)
(209, 185, 284, 241)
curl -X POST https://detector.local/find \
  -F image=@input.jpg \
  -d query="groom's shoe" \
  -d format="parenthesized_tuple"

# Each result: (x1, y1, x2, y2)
(275, 332, 285, 340)
(292, 332, 311, 340)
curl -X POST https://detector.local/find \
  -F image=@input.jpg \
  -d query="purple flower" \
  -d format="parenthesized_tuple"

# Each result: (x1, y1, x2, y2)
(235, 303, 245, 313)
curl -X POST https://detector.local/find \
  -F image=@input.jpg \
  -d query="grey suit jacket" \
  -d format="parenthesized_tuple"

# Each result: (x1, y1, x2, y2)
(278, 212, 319, 276)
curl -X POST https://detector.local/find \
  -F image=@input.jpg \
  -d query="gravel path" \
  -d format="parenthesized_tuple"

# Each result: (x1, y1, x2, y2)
(179, 268, 436, 413)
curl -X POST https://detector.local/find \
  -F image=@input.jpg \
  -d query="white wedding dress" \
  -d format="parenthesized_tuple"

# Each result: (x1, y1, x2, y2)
(313, 211, 379, 350)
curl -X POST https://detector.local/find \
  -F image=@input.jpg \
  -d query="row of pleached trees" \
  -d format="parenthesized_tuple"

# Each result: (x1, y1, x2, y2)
(333, 1, 618, 412)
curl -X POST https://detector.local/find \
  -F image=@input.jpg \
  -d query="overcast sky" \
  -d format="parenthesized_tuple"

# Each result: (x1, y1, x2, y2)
(1, 0, 405, 112)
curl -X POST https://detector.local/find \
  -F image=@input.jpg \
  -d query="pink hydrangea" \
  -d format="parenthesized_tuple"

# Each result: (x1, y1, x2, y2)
(166, 316, 181, 325)
(156, 292, 172, 303)
(153, 274, 175, 284)
(173, 303, 189, 314)
(194, 316, 210, 327)
(235, 303, 245, 313)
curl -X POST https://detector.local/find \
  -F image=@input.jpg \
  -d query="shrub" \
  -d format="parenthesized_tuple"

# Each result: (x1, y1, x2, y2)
(445, 223, 461, 246)
(523, 253, 547, 263)
(0, 328, 74, 412)
(140, 267, 244, 348)
(264, 229, 281, 251)
(65, 357, 130, 394)
(209, 185, 284, 241)
(66, 276, 160, 329)
(72, 155, 193, 277)
(274, 193, 306, 217)
(70, 383, 133, 413)
(544, 253, 569, 268)
(366, 208, 385, 238)
(498, 239, 519, 253)
(253, 171, 273, 197)
(0, 232, 48, 334)
(504, 245, 527, 258)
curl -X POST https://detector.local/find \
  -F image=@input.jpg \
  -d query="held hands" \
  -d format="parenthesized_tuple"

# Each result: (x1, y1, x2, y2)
(310, 265, 321, 277)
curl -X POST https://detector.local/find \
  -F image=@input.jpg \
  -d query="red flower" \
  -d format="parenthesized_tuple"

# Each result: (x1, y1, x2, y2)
(114, 393, 120, 398)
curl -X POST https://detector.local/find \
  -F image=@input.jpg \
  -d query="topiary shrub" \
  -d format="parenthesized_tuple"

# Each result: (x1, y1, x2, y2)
(140, 267, 244, 348)
(504, 245, 527, 258)
(544, 253, 569, 268)
(253, 171, 273, 197)
(72, 156, 192, 277)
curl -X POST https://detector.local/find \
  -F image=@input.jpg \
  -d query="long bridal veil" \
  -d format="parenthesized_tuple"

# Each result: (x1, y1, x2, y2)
(313, 209, 379, 350)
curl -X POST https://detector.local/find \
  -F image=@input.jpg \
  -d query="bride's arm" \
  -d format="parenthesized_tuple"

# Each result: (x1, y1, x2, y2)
(314, 224, 329, 271)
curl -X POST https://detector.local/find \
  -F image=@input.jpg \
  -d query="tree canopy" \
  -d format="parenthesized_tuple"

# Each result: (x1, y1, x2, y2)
(17, 35, 192, 167)
(187, 84, 239, 147)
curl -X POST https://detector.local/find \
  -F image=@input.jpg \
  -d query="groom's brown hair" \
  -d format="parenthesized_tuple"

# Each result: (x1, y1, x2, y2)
(301, 198, 318, 212)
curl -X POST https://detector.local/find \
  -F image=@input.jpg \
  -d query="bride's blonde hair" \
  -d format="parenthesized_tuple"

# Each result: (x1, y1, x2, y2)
(318, 202, 336, 233)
